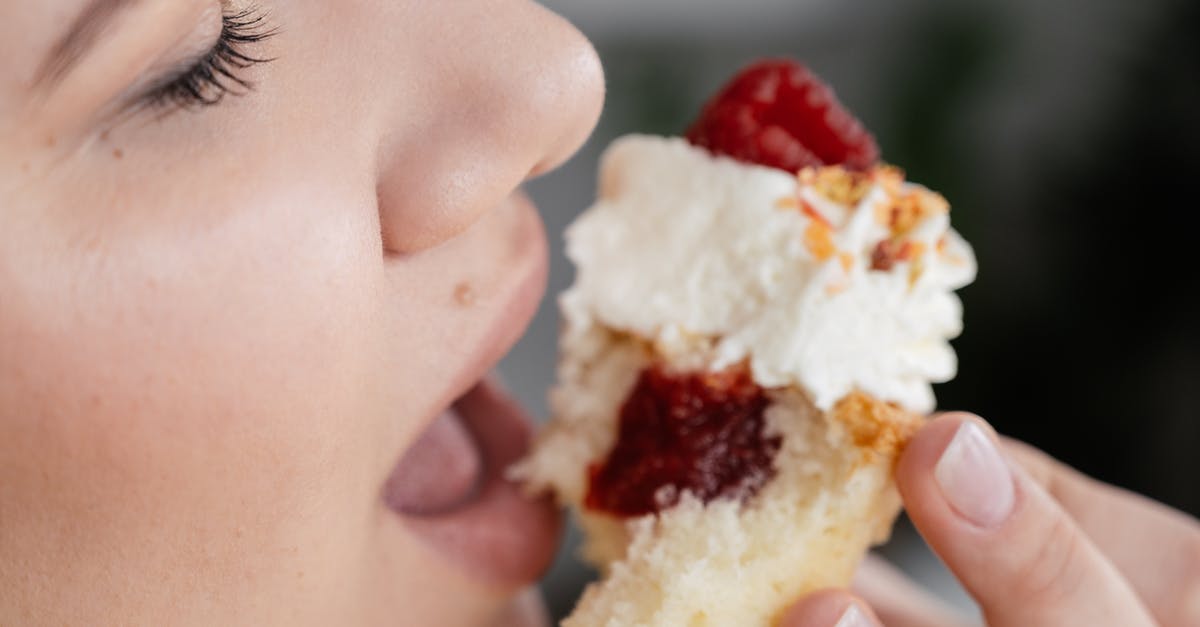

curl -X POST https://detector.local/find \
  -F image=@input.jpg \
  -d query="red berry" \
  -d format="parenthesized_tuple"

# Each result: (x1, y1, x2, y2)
(585, 365, 780, 517)
(685, 59, 880, 172)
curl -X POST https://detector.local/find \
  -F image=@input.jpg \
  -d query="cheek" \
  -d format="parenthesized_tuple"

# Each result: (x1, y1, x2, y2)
(0, 180, 390, 611)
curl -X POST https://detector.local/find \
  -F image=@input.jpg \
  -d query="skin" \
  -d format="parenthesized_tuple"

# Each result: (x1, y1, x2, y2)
(782, 414, 1200, 627)
(0, 1, 602, 625)
(3, 3, 1194, 627)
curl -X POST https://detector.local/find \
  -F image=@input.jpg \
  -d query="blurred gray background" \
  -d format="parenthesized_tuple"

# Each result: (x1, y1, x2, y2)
(497, 0, 1200, 621)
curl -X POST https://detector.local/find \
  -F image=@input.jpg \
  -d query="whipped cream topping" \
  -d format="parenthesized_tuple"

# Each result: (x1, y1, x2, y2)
(560, 135, 976, 413)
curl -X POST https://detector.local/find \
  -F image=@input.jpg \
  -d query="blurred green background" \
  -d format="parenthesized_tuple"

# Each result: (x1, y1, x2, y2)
(499, 0, 1200, 619)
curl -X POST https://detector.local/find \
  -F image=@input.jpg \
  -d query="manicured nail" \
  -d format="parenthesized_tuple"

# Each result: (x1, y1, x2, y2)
(934, 421, 1014, 527)
(834, 603, 875, 627)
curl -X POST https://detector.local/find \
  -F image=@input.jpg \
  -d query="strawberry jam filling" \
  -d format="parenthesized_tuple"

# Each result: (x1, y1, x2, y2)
(584, 365, 781, 517)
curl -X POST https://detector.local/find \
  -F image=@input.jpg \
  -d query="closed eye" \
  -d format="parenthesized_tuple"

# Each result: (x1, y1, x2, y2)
(139, 6, 276, 112)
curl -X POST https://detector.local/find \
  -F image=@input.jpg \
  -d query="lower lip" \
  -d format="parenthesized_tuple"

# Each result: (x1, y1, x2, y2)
(388, 378, 563, 588)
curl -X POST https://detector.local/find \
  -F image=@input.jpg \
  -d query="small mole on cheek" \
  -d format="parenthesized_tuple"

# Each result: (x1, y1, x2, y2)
(44, 135, 56, 148)
(112, 148, 124, 160)
(454, 281, 477, 307)
(99, 130, 110, 141)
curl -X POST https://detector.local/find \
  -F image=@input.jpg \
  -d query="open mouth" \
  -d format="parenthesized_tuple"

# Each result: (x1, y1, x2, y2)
(380, 377, 563, 588)
(372, 191, 559, 591)
(383, 398, 484, 517)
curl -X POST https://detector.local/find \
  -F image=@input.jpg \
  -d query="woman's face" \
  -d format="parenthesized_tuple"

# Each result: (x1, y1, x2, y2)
(0, 1, 602, 625)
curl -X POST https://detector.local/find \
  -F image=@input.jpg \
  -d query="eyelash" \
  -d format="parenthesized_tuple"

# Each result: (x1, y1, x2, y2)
(142, 8, 276, 110)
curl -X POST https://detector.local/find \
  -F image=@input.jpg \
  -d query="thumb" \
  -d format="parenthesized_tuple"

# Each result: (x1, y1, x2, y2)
(896, 414, 1156, 627)
(778, 590, 882, 627)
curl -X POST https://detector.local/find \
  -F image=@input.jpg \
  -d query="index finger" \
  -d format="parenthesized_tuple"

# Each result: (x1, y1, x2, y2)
(1001, 437, 1200, 627)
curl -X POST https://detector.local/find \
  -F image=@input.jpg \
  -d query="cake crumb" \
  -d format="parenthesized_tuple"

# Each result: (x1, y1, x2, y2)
(870, 239, 915, 271)
(800, 166, 873, 207)
(876, 188, 948, 235)
(872, 165, 905, 193)
(803, 222, 836, 261)
(799, 199, 831, 227)
(832, 391, 922, 459)
(838, 252, 854, 273)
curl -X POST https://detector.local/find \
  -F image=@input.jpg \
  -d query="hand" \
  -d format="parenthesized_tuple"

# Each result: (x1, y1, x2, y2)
(781, 413, 1200, 627)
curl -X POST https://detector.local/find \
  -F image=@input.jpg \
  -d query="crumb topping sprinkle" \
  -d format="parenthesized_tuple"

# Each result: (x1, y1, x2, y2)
(780, 164, 955, 289)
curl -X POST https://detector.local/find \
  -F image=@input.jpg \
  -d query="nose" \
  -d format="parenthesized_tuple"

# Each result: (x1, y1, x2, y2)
(373, 2, 604, 254)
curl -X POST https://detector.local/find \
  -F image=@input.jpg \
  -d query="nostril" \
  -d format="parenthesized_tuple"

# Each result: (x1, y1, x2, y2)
(374, 148, 498, 256)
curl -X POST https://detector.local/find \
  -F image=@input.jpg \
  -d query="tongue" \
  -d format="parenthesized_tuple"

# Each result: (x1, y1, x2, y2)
(383, 407, 484, 516)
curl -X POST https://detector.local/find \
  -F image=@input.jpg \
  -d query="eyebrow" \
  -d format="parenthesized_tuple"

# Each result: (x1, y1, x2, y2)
(34, 0, 143, 90)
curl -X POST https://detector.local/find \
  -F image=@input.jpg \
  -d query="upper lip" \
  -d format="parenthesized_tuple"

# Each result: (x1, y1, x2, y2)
(375, 191, 561, 586)
(434, 195, 548, 418)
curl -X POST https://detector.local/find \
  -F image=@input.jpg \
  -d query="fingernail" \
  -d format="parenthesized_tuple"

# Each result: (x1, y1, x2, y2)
(834, 603, 875, 627)
(934, 421, 1014, 528)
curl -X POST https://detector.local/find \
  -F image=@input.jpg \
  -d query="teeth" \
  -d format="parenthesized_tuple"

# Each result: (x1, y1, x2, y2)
(382, 407, 484, 516)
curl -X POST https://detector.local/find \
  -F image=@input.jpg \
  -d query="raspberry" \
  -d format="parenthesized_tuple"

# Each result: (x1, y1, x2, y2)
(685, 59, 880, 172)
